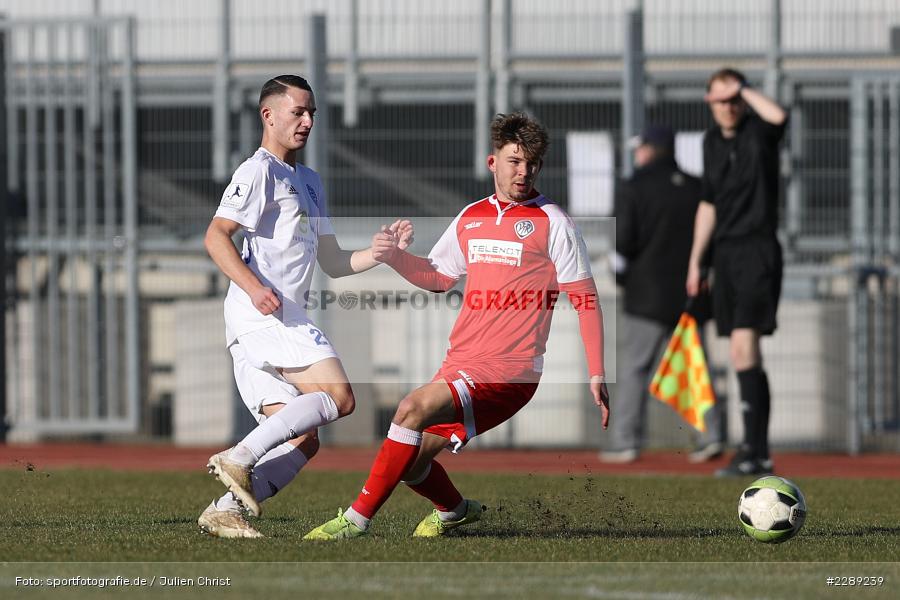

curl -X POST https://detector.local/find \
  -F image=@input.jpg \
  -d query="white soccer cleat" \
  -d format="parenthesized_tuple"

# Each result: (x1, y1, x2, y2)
(206, 451, 262, 517)
(198, 501, 263, 539)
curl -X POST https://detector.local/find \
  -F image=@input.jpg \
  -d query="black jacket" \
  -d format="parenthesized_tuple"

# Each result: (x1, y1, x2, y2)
(614, 158, 700, 327)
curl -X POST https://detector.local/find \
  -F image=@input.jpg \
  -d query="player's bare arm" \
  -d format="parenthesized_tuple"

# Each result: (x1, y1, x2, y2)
(204, 216, 281, 315)
(591, 375, 610, 430)
(318, 219, 413, 277)
(686, 201, 716, 297)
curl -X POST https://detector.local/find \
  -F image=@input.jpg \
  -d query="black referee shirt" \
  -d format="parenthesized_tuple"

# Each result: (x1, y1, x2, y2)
(701, 113, 786, 241)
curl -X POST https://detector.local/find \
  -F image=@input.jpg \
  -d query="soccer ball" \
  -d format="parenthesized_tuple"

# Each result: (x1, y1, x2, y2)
(738, 476, 807, 543)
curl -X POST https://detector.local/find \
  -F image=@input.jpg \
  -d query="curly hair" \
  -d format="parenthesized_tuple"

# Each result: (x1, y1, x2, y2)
(490, 111, 549, 162)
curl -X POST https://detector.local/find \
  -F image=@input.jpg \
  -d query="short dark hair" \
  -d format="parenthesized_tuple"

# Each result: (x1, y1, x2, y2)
(259, 75, 313, 109)
(706, 67, 747, 91)
(490, 111, 549, 162)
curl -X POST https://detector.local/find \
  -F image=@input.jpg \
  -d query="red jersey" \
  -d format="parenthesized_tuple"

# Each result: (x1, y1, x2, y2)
(423, 194, 593, 382)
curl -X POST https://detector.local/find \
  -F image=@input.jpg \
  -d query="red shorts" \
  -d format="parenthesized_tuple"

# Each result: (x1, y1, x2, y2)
(424, 367, 539, 452)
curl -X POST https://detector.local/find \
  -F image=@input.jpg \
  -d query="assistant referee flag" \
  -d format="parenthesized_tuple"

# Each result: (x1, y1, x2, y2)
(649, 312, 716, 432)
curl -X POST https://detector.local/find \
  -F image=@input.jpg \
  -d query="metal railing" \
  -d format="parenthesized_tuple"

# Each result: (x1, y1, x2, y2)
(2, 17, 140, 436)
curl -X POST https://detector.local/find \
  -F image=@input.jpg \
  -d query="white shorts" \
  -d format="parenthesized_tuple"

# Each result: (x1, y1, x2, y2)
(229, 342, 299, 423)
(229, 321, 340, 423)
(236, 321, 339, 371)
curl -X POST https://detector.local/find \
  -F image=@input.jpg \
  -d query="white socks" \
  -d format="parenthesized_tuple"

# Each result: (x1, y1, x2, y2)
(438, 499, 468, 522)
(215, 441, 311, 512)
(230, 391, 339, 465)
(343, 507, 371, 530)
(227, 445, 257, 466)
(318, 499, 464, 528)
(215, 494, 241, 512)
(251, 441, 309, 502)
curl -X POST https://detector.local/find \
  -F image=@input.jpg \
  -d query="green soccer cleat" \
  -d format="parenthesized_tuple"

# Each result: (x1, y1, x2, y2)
(412, 499, 485, 538)
(303, 509, 369, 541)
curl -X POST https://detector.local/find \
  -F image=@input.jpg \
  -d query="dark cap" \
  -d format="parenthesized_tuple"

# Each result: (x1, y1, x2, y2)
(628, 124, 675, 152)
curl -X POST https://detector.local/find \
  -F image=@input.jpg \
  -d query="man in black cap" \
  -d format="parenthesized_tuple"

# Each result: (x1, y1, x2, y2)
(687, 68, 787, 477)
(603, 124, 723, 463)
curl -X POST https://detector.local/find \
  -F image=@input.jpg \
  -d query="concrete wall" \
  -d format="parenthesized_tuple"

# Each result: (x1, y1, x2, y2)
(172, 299, 232, 446)
(723, 300, 849, 450)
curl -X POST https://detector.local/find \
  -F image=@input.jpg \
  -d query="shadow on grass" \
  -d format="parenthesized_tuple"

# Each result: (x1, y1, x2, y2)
(803, 526, 900, 538)
(458, 526, 736, 540)
(258, 516, 311, 524)
(153, 517, 198, 525)
(458, 524, 900, 541)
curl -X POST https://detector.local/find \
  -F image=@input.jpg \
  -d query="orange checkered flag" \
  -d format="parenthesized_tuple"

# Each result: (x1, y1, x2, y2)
(649, 312, 716, 432)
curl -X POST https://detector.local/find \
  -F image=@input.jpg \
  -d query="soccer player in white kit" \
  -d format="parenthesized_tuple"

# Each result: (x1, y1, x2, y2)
(198, 75, 411, 537)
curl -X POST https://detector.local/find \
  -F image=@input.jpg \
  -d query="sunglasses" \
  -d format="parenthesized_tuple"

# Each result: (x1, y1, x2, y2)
(713, 96, 743, 107)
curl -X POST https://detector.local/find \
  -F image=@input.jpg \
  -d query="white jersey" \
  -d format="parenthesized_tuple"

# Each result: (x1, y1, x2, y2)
(215, 147, 334, 344)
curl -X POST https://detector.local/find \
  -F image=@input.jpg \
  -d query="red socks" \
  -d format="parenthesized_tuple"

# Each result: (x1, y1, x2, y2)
(350, 423, 422, 519)
(405, 460, 463, 512)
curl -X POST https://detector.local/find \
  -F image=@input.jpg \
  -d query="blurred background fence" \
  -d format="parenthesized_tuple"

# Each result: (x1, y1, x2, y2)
(1, 0, 900, 454)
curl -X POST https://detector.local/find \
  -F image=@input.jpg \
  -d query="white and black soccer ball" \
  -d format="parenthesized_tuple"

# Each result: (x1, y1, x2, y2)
(738, 475, 807, 543)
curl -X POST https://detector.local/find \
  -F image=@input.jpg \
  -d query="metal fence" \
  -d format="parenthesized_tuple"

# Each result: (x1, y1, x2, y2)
(847, 77, 900, 452)
(2, 17, 140, 436)
(1, 2, 899, 452)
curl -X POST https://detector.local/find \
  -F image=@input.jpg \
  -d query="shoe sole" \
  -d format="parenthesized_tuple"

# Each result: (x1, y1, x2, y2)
(303, 527, 369, 541)
(207, 456, 262, 518)
(198, 521, 263, 539)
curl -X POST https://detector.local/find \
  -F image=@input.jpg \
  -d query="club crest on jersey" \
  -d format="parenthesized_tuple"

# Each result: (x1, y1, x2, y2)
(220, 182, 249, 209)
(306, 184, 318, 206)
(515, 219, 535, 239)
(293, 210, 310, 236)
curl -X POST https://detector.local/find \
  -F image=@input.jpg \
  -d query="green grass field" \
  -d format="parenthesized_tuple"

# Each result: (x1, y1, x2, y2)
(1, 468, 898, 598)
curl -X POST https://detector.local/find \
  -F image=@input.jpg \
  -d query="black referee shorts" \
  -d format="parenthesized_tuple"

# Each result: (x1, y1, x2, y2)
(712, 236, 783, 337)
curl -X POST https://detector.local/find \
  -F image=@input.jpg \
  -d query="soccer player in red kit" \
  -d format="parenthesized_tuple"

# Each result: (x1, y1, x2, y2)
(304, 112, 609, 539)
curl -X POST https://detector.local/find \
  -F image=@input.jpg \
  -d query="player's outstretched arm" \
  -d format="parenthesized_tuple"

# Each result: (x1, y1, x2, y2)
(381, 249, 457, 293)
(317, 234, 374, 278)
(369, 220, 457, 292)
(318, 219, 414, 278)
(205, 217, 281, 315)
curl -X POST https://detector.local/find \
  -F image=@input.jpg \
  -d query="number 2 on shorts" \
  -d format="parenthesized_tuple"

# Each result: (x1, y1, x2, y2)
(308, 326, 328, 346)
